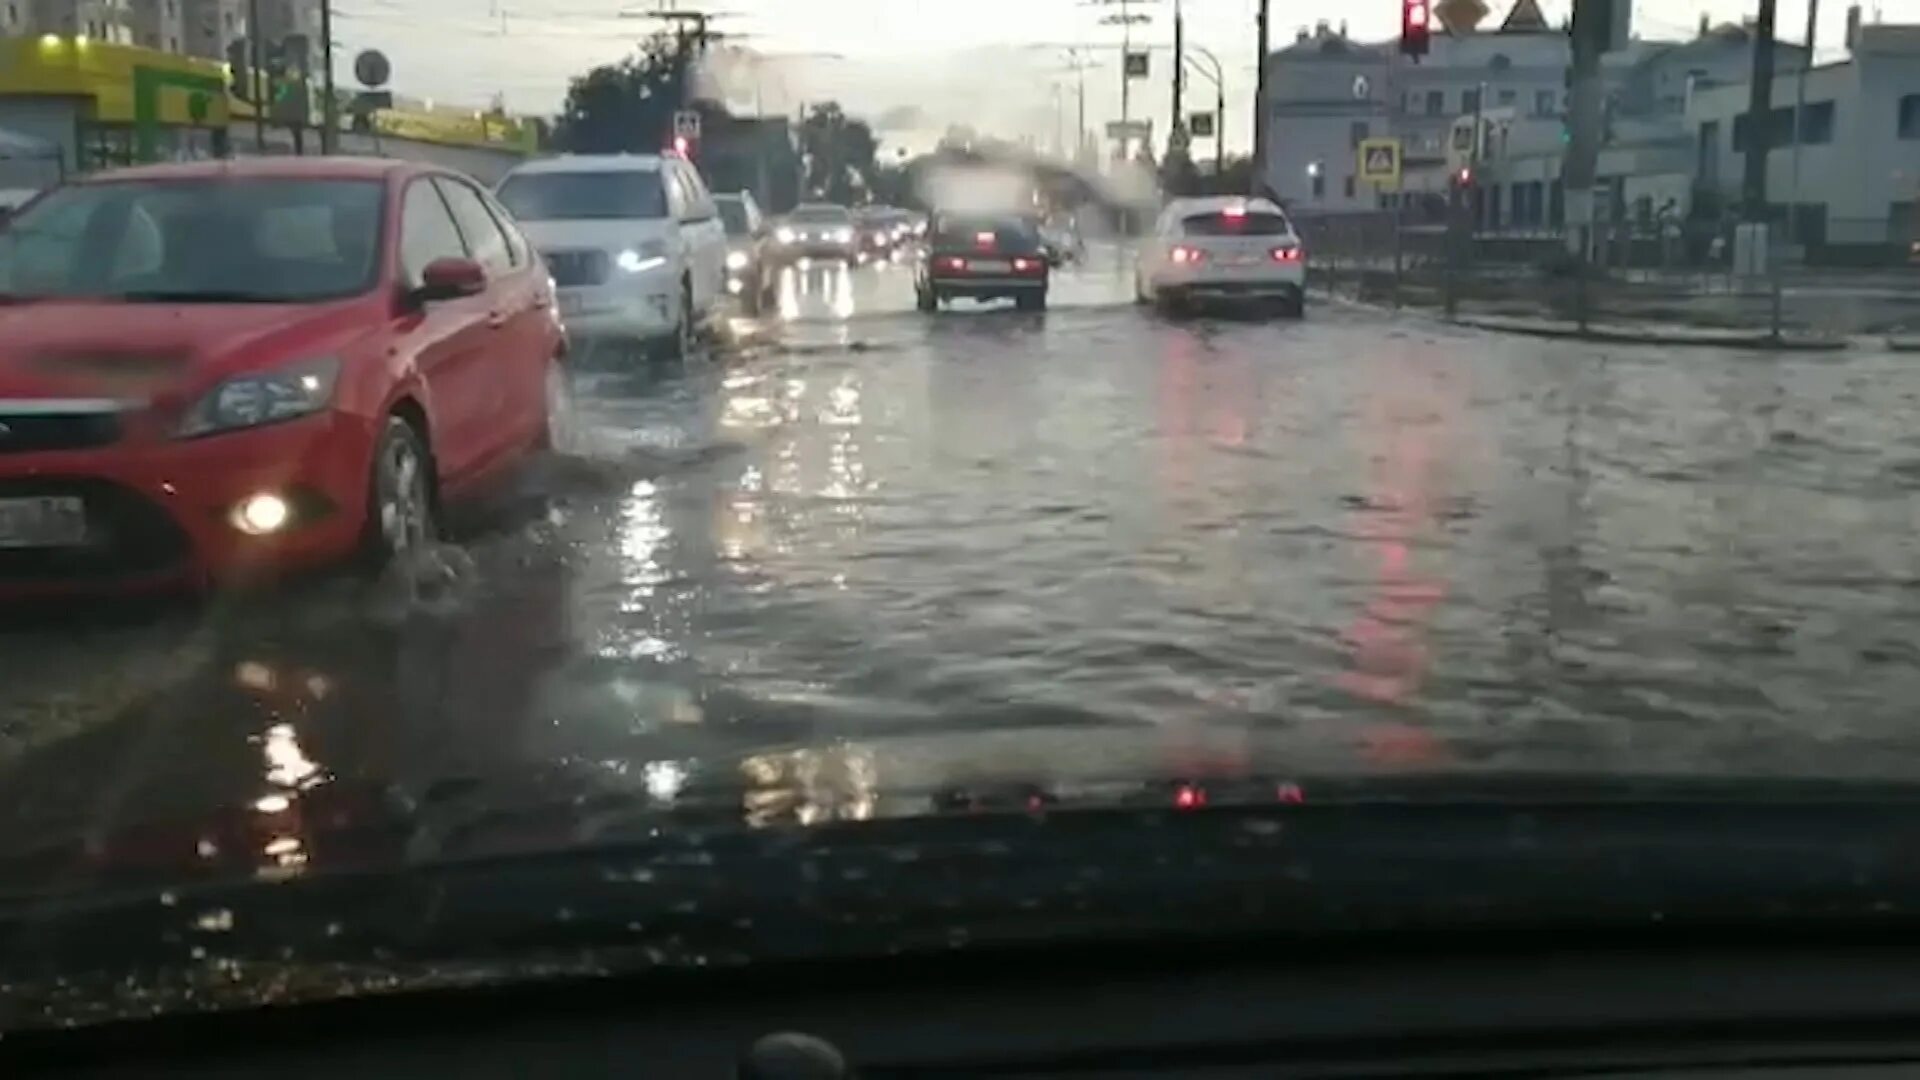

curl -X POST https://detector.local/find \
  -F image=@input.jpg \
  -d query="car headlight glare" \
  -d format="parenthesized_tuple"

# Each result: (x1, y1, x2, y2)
(775, 227, 796, 244)
(725, 250, 750, 270)
(616, 242, 670, 274)
(832, 227, 854, 243)
(178, 356, 340, 438)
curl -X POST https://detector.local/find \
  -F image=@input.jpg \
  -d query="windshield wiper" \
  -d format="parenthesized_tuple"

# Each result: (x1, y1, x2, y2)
(111, 289, 293, 304)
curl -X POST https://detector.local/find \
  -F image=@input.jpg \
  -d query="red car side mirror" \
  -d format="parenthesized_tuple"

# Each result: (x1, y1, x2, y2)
(416, 257, 487, 302)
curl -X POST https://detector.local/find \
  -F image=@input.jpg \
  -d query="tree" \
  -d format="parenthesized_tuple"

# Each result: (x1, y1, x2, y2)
(798, 102, 880, 204)
(553, 34, 691, 154)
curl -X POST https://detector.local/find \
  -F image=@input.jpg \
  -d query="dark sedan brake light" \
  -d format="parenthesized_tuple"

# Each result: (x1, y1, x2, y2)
(1012, 256, 1042, 273)
(937, 255, 967, 272)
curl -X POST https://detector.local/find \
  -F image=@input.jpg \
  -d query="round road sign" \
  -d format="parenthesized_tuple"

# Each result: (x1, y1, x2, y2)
(354, 49, 391, 89)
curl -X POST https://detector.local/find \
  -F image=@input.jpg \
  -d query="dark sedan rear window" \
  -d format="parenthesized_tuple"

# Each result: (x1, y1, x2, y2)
(1181, 211, 1293, 237)
(931, 220, 1042, 253)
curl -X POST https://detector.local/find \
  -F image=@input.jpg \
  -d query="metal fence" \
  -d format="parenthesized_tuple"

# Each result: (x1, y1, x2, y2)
(1294, 209, 1920, 342)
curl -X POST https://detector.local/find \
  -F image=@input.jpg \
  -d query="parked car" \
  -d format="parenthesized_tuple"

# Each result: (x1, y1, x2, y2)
(0, 157, 566, 593)
(771, 203, 856, 263)
(1135, 197, 1305, 317)
(914, 213, 1050, 313)
(714, 190, 776, 314)
(495, 153, 726, 358)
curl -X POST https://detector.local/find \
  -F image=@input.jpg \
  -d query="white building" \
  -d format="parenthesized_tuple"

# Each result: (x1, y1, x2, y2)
(1687, 22, 1920, 252)
(1261, 2, 1804, 236)
(1262, 3, 1572, 215)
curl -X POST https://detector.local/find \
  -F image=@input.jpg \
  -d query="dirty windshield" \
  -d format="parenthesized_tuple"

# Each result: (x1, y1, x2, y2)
(1, 0, 1919, 1040)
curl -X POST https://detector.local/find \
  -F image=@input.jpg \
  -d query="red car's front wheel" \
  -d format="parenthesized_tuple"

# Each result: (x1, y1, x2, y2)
(360, 415, 437, 570)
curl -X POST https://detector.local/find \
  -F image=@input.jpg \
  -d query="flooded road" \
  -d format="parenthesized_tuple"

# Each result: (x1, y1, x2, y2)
(5, 249, 1920, 870)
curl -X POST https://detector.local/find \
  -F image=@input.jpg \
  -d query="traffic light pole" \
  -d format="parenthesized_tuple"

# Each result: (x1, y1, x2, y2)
(1252, 0, 1269, 196)
(248, 0, 266, 151)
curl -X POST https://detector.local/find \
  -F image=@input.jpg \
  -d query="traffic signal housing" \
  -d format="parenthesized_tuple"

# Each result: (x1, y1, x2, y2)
(225, 38, 252, 101)
(1400, 0, 1431, 58)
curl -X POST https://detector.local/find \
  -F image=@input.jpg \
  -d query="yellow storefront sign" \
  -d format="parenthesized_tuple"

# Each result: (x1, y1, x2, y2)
(0, 36, 230, 128)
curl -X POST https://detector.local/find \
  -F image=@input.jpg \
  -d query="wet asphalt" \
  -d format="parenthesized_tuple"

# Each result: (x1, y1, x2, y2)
(3, 245, 1920, 877)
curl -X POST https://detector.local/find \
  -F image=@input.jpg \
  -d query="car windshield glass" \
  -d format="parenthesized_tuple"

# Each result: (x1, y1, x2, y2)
(716, 198, 751, 235)
(1181, 211, 1292, 236)
(0, 177, 383, 302)
(933, 218, 1041, 252)
(496, 170, 666, 220)
(8, 3, 1920, 1049)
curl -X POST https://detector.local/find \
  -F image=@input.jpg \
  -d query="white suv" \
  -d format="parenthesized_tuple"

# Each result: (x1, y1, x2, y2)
(1135, 196, 1306, 318)
(496, 154, 727, 357)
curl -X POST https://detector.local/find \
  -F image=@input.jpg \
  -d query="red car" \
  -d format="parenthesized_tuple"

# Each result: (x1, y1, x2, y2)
(0, 157, 567, 592)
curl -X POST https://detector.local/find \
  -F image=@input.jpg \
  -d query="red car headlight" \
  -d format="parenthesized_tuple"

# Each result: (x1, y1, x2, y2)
(177, 355, 341, 439)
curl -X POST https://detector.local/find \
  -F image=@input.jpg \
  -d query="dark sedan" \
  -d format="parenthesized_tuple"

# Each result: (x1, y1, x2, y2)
(913, 215, 1051, 313)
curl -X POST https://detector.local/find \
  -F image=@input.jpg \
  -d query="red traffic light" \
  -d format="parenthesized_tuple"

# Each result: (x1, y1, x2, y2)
(1454, 166, 1474, 186)
(1400, 0, 1431, 57)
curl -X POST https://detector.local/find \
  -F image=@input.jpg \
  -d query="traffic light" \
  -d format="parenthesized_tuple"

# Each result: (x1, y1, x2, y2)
(1454, 165, 1474, 187)
(1400, 0, 1430, 58)
(225, 38, 252, 101)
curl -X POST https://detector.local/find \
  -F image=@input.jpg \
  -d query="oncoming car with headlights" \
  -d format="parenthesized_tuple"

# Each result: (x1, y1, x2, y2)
(772, 203, 857, 263)
(495, 153, 726, 359)
(0, 157, 565, 592)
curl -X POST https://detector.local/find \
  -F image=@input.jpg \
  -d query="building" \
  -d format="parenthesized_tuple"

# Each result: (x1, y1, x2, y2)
(1687, 22, 1920, 255)
(127, 0, 184, 53)
(1261, 1, 1802, 233)
(3, 0, 316, 67)
(1262, 4, 1571, 215)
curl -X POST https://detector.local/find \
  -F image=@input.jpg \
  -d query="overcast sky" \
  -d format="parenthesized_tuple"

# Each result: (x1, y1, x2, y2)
(332, 0, 1920, 155)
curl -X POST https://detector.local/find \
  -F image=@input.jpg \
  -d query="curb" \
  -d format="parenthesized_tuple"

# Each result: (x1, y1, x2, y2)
(1444, 315, 1849, 352)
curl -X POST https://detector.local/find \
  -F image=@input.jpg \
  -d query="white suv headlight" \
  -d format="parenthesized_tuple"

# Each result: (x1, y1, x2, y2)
(178, 356, 340, 438)
(725, 250, 750, 271)
(616, 240, 671, 274)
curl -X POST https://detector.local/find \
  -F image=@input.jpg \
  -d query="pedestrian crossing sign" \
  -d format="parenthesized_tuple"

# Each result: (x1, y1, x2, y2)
(1358, 137, 1402, 190)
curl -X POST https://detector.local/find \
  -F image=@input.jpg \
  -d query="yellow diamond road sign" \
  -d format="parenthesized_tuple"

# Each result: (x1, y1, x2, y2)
(1358, 137, 1402, 190)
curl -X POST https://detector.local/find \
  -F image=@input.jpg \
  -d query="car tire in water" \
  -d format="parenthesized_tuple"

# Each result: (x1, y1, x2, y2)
(916, 287, 937, 313)
(662, 282, 696, 362)
(1017, 290, 1047, 313)
(537, 358, 578, 455)
(360, 414, 437, 571)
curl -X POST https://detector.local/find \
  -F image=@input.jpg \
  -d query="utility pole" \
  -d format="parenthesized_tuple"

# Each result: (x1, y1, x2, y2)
(1253, 0, 1270, 196)
(319, 0, 336, 154)
(1787, 0, 1816, 245)
(1171, 0, 1184, 157)
(1084, 0, 1155, 159)
(1743, 0, 1779, 224)
(1183, 48, 1225, 178)
(1563, 0, 1607, 262)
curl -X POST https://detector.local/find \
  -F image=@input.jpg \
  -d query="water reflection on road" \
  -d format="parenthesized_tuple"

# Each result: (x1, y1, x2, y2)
(6, 253, 1920, 878)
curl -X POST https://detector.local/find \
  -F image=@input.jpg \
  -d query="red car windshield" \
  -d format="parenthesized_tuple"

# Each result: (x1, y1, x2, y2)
(0, 177, 385, 303)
